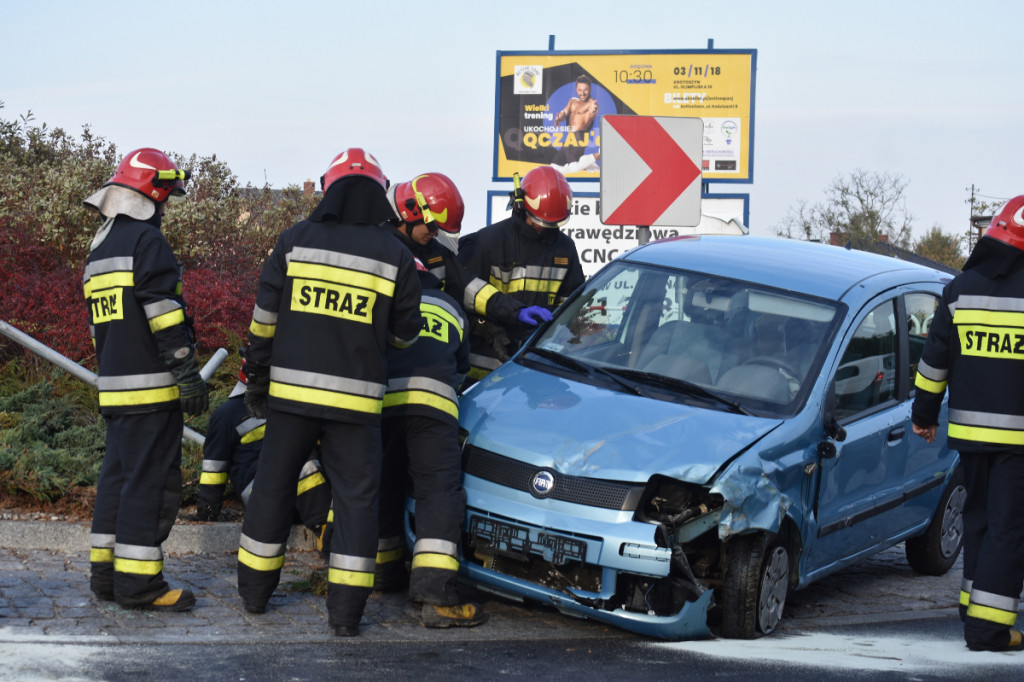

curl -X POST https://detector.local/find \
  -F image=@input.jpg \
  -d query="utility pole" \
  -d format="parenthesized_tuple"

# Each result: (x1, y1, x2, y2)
(966, 184, 980, 252)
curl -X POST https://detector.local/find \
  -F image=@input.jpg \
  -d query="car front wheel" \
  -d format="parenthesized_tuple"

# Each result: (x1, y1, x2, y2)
(905, 466, 965, 576)
(719, 532, 790, 639)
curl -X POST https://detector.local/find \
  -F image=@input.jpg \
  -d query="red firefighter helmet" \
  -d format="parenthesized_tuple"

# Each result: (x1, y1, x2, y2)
(105, 148, 190, 203)
(983, 195, 1024, 251)
(390, 172, 465, 234)
(519, 166, 572, 228)
(321, 148, 387, 192)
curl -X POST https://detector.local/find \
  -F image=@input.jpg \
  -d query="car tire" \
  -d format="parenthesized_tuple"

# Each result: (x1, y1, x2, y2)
(720, 532, 789, 639)
(905, 466, 966, 576)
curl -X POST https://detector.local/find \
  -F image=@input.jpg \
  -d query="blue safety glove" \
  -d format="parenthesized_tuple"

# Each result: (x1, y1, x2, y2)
(517, 305, 553, 326)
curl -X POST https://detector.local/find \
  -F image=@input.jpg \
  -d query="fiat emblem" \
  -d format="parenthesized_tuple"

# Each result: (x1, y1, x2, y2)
(530, 469, 556, 498)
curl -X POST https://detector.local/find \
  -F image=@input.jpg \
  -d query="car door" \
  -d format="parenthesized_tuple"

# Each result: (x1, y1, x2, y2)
(804, 295, 909, 574)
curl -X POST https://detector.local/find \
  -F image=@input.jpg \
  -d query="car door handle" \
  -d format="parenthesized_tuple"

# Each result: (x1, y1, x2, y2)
(887, 427, 905, 442)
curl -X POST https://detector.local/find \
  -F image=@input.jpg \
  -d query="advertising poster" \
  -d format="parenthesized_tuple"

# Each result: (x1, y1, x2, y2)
(494, 50, 756, 183)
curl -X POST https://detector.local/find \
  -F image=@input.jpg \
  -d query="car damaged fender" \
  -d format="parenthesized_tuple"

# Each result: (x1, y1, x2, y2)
(711, 467, 792, 540)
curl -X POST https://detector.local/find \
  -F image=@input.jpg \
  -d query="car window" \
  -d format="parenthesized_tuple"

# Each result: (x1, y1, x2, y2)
(833, 299, 898, 420)
(532, 262, 838, 414)
(905, 292, 940, 389)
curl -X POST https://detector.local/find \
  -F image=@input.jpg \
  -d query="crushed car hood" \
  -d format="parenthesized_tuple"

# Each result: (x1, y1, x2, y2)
(460, 363, 783, 485)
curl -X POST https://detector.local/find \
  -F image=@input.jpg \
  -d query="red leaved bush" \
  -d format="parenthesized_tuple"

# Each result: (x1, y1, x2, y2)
(0, 218, 94, 363)
(182, 266, 259, 355)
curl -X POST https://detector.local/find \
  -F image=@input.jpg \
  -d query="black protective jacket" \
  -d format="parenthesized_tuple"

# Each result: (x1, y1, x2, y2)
(83, 215, 194, 414)
(913, 238, 1024, 454)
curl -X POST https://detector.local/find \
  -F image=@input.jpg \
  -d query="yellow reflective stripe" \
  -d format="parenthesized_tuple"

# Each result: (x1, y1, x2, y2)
(467, 367, 490, 381)
(489, 276, 563, 295)
(98, 386, 178, 407)
(148, 309, 185, 333)
(376, 547, 404, 564)
(114, 557, 163, 576)
(238, 546, 285, 572)
(474, 283, 499, 316)
(949, 423, 1024, 446)
(422, 302, 463, 341)
(328, 567, 374, 588)
(966, 603, 1019, 626)
(327, 508, 334, 523)
(84, 271, 134, 297)
(270, 382, 382, 414)
(287, 261, 395, 298)
(960, 590, 971, 607)
(954, 309, 1024, 327)
(297, 471, 326, 495)
(249, 319, 276, 338)
(383, 390, 458, 419)
(914, 372, 947, 394)
(90, 548, 114, 563)
(240, 425, 265, 444)
(411, 553, 459, 571)
(200, 472, 228, 486)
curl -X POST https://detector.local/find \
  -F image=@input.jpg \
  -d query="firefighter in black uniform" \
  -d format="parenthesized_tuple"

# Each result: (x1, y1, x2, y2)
(197, 361, 332, 550)
(457, 165, 585, 384)
(912, 195, 1024, 653)
(83, 148, 209, 611)
(375, 258, 486, 627)
(237, 148, 422, 637)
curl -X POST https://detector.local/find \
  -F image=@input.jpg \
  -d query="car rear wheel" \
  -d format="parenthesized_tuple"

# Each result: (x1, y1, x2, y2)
(905, 467, 965, 576)
(720, 532, 789, 639)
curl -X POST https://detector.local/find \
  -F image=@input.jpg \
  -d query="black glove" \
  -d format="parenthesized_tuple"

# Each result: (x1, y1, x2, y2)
(161, 346, 210, 416)
(243, 362, 270, 419)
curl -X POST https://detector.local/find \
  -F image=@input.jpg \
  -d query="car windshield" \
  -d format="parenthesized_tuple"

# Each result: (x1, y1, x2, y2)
(527, 261, 840, 415)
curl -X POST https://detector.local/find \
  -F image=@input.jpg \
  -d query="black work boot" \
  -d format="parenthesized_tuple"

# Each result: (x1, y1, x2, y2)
(139, 588, 196, 612)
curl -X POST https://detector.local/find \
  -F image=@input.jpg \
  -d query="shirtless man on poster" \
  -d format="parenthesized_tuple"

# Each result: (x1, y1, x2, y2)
(550, 75, 600, 173)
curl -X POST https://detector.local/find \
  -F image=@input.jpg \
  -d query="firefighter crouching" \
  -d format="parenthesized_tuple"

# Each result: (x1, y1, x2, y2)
(236, 149, 422, 637)
(912, 195, 1024, 653)
(457, 166, 584, 386)
(83, 148, 209, 611)
(197, 358, 331, 552)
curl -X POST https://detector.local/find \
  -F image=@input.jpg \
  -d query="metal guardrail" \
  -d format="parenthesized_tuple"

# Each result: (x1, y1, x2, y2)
(0, 319, 226, 445)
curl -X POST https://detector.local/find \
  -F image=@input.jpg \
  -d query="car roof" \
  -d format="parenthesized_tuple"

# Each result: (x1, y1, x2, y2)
(620, 235, 951, 301)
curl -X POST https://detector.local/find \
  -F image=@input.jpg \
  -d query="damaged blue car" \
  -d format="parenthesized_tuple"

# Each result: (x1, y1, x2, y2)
(445, 235, 965, 640)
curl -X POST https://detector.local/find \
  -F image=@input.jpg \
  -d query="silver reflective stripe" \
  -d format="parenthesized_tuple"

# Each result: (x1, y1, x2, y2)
(949, 409, 1024, 430)
(239, 533, 285, 558)
(917, 359, 948, 382)
(956, 295, 1024, 313)
(428, 264, 446, 281)
(270, 366, 386, 399)
(463, 278, 489, 310)
(970, 589, 1020, 612)
(469, 353, 502, 370)
(488, 264, 567, 284)
(235, 417, 266, 437)
(84, 256, 134, 278)
(252, 304, 278, 325)
(241, 481, 254, 506)
(115, 543, 162, 561)
(386, 376, 457, 402)
(378, 536, 405, 552)
(423, 292, 466, 328)
(413, 538, 457, 557)
(962, 578, 973, 593)
(91, 533, 116, 549)
(299, 459, 322, 478)
(202, 459, 229, 473)
(143, 299, 182, 320)
(329, 553, 376, 573)
(288, 246, 399, 281)
(389, 332, 418, 349)
(97, 372, 176, 391)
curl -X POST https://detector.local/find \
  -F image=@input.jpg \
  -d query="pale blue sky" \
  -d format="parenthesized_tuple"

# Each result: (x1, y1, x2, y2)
(3, 0, 1020, 241)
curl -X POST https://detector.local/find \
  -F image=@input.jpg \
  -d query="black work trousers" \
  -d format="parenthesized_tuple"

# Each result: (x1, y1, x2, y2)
(237, 408, 381, 629)
(379, 415, 465, 605)
(90, 410, 183, 606)
(961, 450, 1024, 650)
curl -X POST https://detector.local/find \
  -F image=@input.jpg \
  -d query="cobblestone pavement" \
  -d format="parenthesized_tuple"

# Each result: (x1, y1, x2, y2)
(0, 521, 965, 645)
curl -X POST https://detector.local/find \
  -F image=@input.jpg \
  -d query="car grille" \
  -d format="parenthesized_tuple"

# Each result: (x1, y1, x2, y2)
(463, 445, 645, 511)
